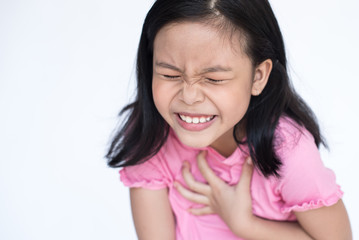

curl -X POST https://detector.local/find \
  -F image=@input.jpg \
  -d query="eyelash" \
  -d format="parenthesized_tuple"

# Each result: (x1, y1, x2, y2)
(164, 75, 180, 79)
(163, 75, 224, 83)
(207, 78, 224, 83)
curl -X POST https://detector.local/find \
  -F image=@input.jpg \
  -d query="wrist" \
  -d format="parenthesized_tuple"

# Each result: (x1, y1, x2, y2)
(230, 213, 258, 239)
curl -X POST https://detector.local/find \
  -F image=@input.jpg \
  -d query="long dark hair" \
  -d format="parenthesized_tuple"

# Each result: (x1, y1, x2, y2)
(106, 0, 326, 177)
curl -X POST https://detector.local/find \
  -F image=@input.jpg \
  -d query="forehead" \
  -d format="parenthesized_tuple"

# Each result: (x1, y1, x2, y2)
(153, 21, 248, 66)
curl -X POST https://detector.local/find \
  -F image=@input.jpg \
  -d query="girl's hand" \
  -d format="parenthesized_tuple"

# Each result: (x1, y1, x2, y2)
(174, 150, 255, 235)
(175, 151, 352, 240)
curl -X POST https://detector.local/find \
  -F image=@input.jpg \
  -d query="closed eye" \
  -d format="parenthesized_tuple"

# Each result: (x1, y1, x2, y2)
(207, 78, 225, 83)
(164, 75, 180, 79)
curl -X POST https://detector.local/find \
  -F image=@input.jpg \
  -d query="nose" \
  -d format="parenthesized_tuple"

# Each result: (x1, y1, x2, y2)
(180, 82, 205, 105)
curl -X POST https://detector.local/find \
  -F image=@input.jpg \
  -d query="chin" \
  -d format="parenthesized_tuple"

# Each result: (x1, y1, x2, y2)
(176, 134, 213, 149)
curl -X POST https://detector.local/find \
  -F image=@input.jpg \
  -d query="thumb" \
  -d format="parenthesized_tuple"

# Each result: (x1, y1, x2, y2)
(235, 157, 254, 190)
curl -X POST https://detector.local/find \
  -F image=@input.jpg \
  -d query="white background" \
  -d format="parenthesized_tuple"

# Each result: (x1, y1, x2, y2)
(0, 0, 358, 239)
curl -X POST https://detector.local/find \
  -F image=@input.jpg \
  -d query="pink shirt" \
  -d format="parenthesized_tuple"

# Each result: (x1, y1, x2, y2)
(120, 117, 343, 240)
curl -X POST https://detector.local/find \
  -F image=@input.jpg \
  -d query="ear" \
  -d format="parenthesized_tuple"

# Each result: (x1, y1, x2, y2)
(251, 59, 273, 96)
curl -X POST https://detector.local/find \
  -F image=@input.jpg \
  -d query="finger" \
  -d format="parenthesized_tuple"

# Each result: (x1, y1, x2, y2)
(174, 181, 210, 205)
(235, 157, 254, 191)
(188, 206, 214, 216)
(196, 151, 223, 186)
(182, 161, 211, 195)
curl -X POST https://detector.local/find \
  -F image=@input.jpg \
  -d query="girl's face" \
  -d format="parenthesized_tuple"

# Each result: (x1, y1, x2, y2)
(152, 21, 271, 156)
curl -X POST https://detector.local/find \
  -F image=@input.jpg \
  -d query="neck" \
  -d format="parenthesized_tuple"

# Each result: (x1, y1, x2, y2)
(210, 124, 246, 158)
(210, 130, 237, 158)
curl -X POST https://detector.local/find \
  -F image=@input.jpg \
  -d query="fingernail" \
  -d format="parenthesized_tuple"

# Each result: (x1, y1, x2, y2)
(247, 157, 252, 165)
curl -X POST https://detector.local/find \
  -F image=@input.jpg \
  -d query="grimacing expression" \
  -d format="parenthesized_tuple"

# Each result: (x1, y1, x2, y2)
(152, 21, 272, 157)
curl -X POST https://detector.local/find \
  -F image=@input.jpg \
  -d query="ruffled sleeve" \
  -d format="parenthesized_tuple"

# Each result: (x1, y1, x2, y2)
(274, 119, 343, 213)
(119, 150, 171, 190)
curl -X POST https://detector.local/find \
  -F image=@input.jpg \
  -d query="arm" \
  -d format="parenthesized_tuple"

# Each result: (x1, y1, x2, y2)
(231, 199, 352, 240)
(175, 152, 312, 239)
(231, 196, 352, 239)
(130, 187, 176, 240)
(295, 199, 352, 239)
(175, 151, 352, 239)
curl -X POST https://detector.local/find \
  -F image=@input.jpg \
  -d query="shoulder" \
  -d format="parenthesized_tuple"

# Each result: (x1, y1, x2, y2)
(120, 129, 190, 189)
(272, 116, 322, 168)
(273, 116, 321, 175)
(272, 117, 343, 213)
(274, 116, 314, 153)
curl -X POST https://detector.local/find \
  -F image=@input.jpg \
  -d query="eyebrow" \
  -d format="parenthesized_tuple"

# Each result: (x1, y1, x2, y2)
(202, 66, 233, 73)
(155, 61, 233, 74)
(155, 62, 182, 72)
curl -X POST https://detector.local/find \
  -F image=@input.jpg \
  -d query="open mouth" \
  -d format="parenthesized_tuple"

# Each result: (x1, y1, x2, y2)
(178, 114, 216, 124)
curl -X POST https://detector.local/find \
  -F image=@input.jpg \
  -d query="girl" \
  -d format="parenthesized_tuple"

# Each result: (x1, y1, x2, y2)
(107, 0, 352, 239)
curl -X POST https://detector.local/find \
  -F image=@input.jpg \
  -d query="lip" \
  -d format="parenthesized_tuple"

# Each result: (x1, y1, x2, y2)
(175, 113, 216, 131)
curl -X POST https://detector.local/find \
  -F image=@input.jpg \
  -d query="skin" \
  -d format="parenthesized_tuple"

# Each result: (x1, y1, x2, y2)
(130, 187, 175, 240)
(175, 151, 352, 239)
(130, 21, 352, 239)
(151, 21, 270, 157)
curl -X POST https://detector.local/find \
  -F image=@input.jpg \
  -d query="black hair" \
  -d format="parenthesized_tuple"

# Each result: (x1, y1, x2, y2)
(106, 0, 326, 177)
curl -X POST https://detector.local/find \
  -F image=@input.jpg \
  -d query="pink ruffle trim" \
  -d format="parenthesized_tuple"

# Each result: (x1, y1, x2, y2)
(281, 187, 344, 213)
(119, 169, 168, 190)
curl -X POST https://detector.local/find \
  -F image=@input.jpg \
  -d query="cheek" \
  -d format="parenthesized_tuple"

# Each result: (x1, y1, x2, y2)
(152, 78, 177, 115)
(211, 84, 252, 117)
(152, 80, 160, 103)
(152, 79, 164, 112)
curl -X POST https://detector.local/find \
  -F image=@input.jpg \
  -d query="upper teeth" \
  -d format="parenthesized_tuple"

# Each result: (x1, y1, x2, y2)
(179, 114, 214, 124)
